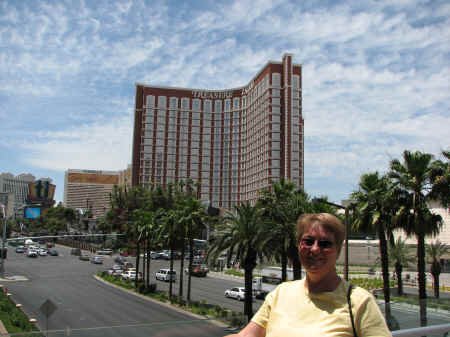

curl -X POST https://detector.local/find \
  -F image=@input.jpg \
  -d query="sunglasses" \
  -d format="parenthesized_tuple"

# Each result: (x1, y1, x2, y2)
(301, 238, 334, 249)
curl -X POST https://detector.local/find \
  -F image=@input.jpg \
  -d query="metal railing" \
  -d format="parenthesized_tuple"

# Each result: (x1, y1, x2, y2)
(392, 323, 450, 336)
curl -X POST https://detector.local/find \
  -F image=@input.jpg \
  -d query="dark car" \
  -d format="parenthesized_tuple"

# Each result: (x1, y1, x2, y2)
(114, 256, 126, 265)
(48, 249, 58, 256)
(71, 248, 81, 256)
(15, 246, 25, 253)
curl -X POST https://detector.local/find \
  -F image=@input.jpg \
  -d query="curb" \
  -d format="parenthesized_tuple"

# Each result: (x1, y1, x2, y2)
(93, 275, 229, 329)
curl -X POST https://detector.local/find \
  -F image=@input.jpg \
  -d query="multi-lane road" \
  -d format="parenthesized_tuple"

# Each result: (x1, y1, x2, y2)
(2, 244, 450, 336)
(2, 245, 259, 337)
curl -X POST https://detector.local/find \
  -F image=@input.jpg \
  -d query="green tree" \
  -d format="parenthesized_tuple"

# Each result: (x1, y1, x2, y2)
(389, 150, 443, 326)
(208, 202, 268, 321)
(258, 179, 311, 281)
(351, 172, 398, 328)
(387, 237, 415, 296)
(430, 150, 450, 207)
(426, 240, 449, 298)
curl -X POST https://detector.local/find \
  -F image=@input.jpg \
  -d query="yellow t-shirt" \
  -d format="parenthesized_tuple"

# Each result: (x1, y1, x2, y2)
(251, 279, 392, 337)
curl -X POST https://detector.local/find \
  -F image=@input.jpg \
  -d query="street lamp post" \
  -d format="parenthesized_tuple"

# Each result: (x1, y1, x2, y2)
(312, 198, 353, 281)
(0, 204, 7, 278)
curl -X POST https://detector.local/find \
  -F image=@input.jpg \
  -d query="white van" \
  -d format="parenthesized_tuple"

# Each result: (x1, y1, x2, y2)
(155, 268, 176, 282)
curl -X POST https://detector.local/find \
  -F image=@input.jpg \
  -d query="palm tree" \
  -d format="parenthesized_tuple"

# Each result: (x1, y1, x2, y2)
(389, 150, 444, 326)
(351, 172, 397, 328)
(208, 202, 268, 322)
(430, 150, 450, 207)
(258, 179, 310, 281)
(426, 240, 449, 298)
(388, 237, 415, 296)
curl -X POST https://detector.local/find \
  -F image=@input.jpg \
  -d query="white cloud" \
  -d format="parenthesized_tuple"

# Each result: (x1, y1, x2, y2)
(20, 115, 133, 172)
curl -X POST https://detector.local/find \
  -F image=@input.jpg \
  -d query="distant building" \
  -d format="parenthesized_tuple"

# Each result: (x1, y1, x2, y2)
(132, 53, 304, 210)
(0, 173, 35, 217)
(64, 169, 120, 220)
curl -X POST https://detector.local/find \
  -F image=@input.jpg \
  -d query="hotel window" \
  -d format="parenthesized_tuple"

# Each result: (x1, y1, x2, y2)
(204, 100, 212, 113)
(224, 99, 231, 112)
(215, 100, 222, 113)
(272, 98, 280, 106)
(158, 96, 166, 108)
(293, 75, 300, 89)
(182, 98, 189, 110)
(272, 89, 280, 97)
(272, 73, 281, 87)
(146, 95, 155, 107)
(233, 98, 240, 110)
(193, 99, 201, 112)
(169, 97, 178, 109)
(192, 113, 200, 126)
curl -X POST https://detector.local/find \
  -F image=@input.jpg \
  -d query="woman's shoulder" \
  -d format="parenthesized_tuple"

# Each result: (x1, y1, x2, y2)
(343, 280, 377, 305)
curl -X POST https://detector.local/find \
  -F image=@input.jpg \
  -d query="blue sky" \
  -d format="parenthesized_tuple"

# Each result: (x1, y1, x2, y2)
(0, 0, 449, 205)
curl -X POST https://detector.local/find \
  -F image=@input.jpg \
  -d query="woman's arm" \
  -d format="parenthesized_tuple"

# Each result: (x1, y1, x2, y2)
(225, 322, 266, 337)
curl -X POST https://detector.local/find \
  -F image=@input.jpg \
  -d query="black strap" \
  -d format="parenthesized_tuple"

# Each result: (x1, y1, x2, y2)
(347, 284, 358, 337)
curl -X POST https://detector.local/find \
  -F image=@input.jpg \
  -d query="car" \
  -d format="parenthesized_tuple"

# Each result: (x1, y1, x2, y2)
(96, 249, 112, 255)
(224, 287, 253, 301)
(90, 256, 104, 264)
(71, 248, 81, 256)
(48, 249, 58, 256)
(150, 252, 162, 259)
(121, 270, 142, 281)
(114, 256, 126, 265)
(155, 268, 177, 282)
(39, 248, 47, 256)
(107, 265, 123, 276)
(26, 249, 38, 258)
(15, 246, 25, 253)
(122, 261, 134, 270)
(184, 264, 209, 277)
(79, 253, 90, 261)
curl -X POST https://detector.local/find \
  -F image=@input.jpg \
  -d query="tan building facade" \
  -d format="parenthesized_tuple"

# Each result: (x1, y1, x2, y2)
(132, 54, 304, 210)
(64, 169, 119, 219)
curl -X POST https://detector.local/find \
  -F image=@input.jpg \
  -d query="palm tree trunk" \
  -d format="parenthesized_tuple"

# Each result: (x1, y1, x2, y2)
(169, 251, 174, 302)
(379, 229, 390, 304)
(244, 266, 254, 322)
(289, 242, 302, 280)
(146, 238, 151, 288)
(142, 240, 147, 284)
(187, 236, 194, 304)
(281, 249, 287, 282)
(395, 262, 403, 296)
(135, 243, 141, 289)
(243, 248, 257, 322)
(179, 242, 185, 299)
(417, 234, 427, 327)
(432, 272, 439, 298)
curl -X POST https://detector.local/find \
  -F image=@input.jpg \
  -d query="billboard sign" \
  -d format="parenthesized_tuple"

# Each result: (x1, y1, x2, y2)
(25, 207, 41, 219)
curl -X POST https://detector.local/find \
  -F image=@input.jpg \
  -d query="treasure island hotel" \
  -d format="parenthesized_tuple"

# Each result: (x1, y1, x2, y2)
(132, 54, 303, 210)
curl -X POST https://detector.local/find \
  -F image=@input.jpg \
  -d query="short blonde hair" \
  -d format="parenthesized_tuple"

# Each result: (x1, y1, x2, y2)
(297, 213, 345, 254)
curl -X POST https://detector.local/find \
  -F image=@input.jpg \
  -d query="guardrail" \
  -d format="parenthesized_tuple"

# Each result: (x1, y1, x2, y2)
(392, 323, 450, 336)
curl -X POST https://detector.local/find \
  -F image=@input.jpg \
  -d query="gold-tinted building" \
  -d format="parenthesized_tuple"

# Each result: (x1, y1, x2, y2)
(64, 169, 119, 219)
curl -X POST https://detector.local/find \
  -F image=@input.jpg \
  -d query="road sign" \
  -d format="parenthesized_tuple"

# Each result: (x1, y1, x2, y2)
(40, 299, 57, 318)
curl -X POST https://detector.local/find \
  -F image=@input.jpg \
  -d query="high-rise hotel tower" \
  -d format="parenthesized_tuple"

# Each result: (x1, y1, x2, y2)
(132, 54, 303, 210)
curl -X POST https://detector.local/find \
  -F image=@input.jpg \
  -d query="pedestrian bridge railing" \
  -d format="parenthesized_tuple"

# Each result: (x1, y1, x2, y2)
(392, 323, 450, 336)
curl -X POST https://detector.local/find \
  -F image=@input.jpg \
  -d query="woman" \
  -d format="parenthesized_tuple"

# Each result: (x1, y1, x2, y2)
(226, 213, 391, 337)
